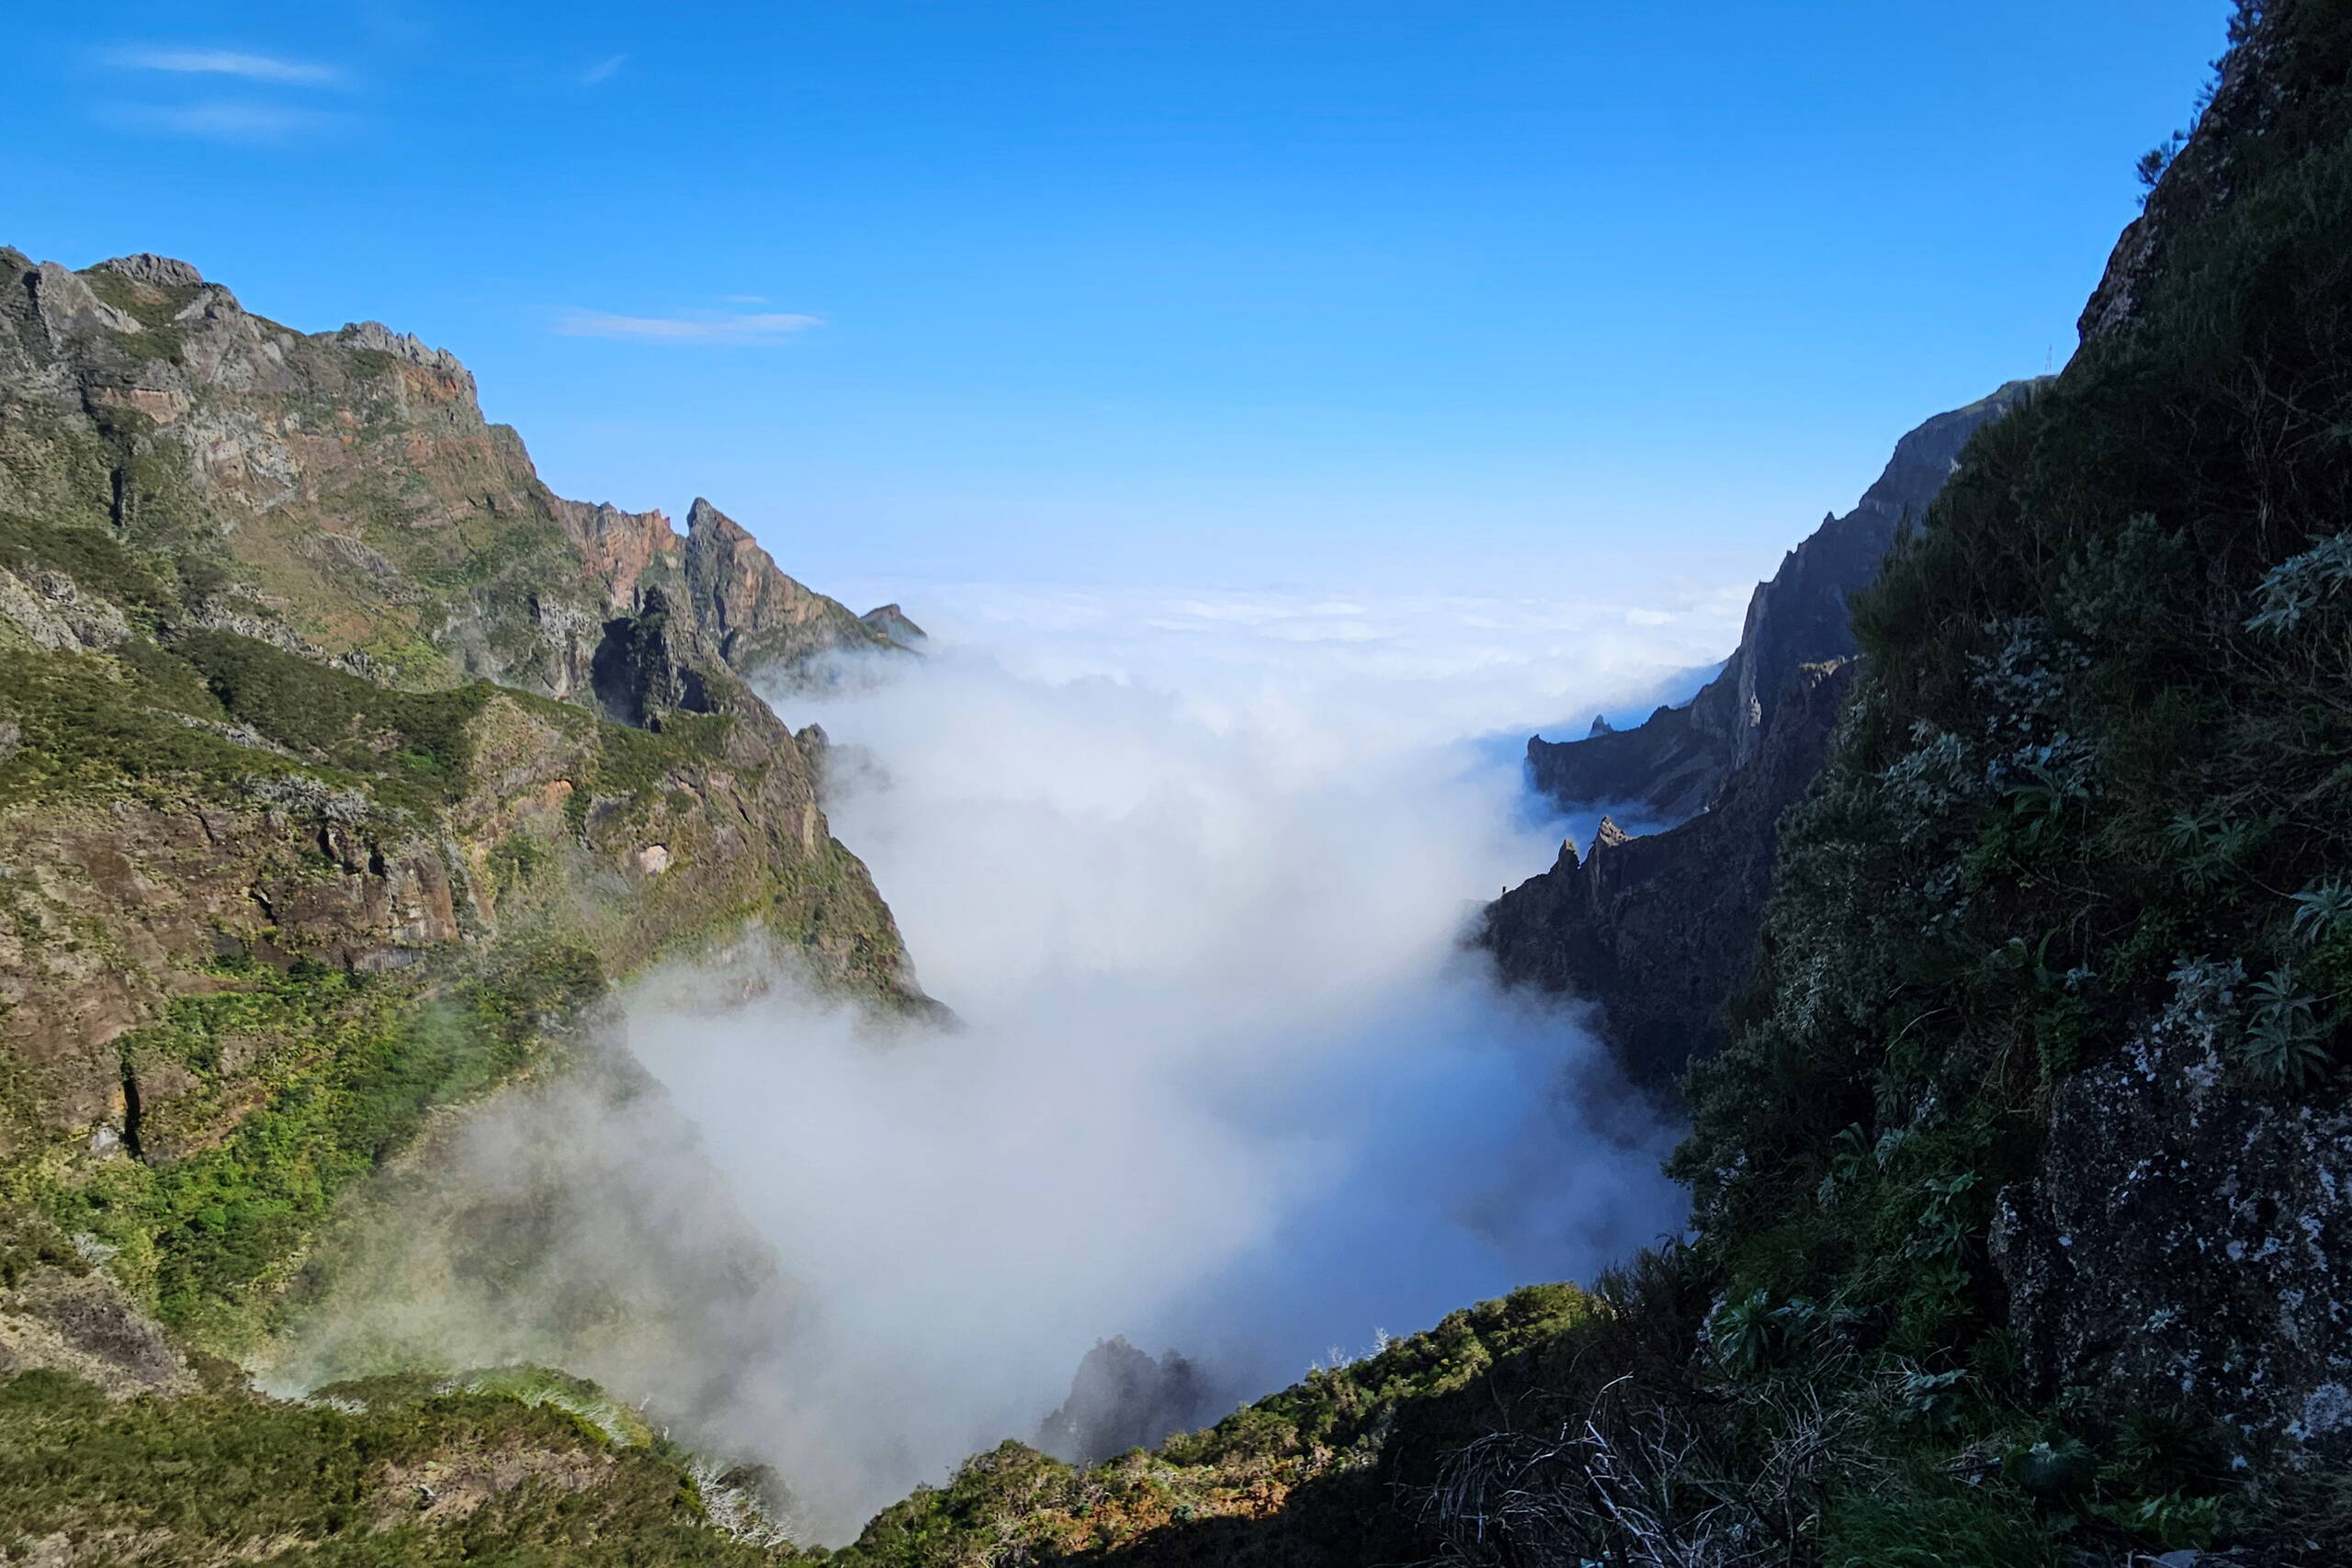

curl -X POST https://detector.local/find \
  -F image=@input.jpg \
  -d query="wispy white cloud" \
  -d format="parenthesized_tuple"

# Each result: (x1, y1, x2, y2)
(552, 308, 824, 344)
(581, 53, 628, 86)
(268, 579, 1708, 1538)
(106, 46, 344, 87)
(98, 99, 338, 144)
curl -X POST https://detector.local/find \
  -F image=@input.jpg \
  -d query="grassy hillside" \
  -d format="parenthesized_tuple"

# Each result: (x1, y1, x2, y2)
(0, 1363, 797, 1566)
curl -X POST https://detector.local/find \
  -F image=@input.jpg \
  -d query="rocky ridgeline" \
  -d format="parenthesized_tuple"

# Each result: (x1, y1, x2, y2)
(1484, 382, 2039, 1089)
(1521, 382, 2041, 823)
(0, 247, 900, 699)
(1482, 658, 1855, 1092)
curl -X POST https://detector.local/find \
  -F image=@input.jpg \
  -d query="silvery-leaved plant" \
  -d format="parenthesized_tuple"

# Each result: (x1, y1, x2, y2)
(2245, 530, 2352, 636)
(2290, 880, 2352, 943)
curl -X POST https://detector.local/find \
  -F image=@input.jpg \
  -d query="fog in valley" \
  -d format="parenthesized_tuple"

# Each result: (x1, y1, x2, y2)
(272, 582, 1713, 1540)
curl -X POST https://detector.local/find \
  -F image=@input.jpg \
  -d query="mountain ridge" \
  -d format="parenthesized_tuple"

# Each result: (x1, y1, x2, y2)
(1488, 381, 2041, 1089)
(1, 246, 901, 702)
(1524, 379, 2044, 823)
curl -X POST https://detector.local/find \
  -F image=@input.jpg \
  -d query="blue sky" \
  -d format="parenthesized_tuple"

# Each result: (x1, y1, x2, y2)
(10, 1, 2230, 596)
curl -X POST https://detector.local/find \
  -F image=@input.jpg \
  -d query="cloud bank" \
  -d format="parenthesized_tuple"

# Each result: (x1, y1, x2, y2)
(275, 581, 1709, 1541)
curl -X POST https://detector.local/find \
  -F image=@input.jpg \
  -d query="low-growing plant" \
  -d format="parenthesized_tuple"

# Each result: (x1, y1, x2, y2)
(2245, 964, 2330, 1084)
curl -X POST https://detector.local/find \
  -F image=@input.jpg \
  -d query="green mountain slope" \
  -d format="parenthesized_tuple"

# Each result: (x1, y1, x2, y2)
(0, 251, 924, 1562)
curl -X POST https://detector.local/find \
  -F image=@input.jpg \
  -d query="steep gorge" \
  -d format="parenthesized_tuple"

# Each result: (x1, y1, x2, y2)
(5, 0, 2352, 1561)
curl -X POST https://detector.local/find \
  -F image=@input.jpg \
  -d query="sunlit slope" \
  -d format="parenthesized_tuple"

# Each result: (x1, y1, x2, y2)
(0, 250, 922, 1561)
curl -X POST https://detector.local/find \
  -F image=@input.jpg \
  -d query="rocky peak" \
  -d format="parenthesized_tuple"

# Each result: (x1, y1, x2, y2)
(684, 495, 751, 544)
(1590, 816, 1630, 857)
(334, 320, 469, 379)
(683, 497, 893, 681)
(97, 253, 204, 289)
(1527, 382, 2040, 821)
(1036, 1337, 1204, 1465)
(861, 603, 928, 648)
(554, 499, 682, 612)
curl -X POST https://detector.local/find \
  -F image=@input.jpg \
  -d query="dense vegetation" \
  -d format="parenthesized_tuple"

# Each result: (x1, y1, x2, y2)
(1638, 1, 2352, 1560)
(0, 1366, 793, 1565)
(10, 945, 605, 1348)
(816, 1281, 1662, 1568)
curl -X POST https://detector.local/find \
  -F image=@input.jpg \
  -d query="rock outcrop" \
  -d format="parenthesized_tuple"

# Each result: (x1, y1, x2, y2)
(860, 603, 927, 649)
(1481, 660, 1855, 1091)
(1992, 1011, 2352, 1468)
(1035, 1337, 1205, 1465)
(1526, 383, 2041, 820)
(1488, 389, 2037, 1088)
(0, 1266, 195, 1398)
(681, 497, 895, 683)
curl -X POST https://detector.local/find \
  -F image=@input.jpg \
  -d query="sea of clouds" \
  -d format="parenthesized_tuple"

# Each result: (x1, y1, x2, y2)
(275, 577, 1739, 1540)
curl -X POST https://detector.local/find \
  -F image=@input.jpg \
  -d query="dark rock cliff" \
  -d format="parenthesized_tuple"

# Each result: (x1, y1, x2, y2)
(1487, 387, 2037, 1089)
(1526, 383, 2040, 822)
(1482, 659, 1855, 1092)
(1991, 1010, 2352, 1461)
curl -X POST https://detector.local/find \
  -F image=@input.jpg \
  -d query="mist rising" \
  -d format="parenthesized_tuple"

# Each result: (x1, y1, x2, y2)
(275, 583, 1697, 1541)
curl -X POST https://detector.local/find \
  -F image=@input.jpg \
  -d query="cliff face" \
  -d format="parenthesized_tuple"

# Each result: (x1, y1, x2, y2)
(681, 497, 897, 682)
(1480, 659, 1855, 1092)
(0, 248, 926, 1361)
(1488, 388, 2036, 1088)
(1526, 382, 2040, 821)
(0, 249, 888, 701)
